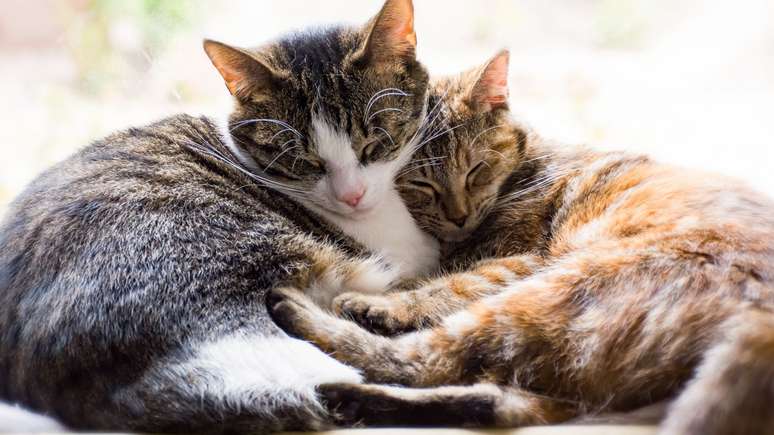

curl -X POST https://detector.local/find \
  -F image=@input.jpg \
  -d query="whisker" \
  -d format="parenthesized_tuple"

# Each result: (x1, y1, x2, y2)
(520, 152, 556, 165)
(398, 159, 446, 177)
(499, 171, 567, 199)
(366, 107, 404, 125)
(367, 87, 406, 103)
(417, 95, 447, 137)
(484, 148, 508, 160)
(421, 105, 459, 143)
(264, 145, 300, 173)
(291, 153, 302, 172)
(415, 123, 466, 149)
(501, 172, 566, 199)
(270, 128, 300, 142)
(183, 139, 308, 196)
(364, 88, 409, 124)
(365, 87, 407, 106)
(278, 138, 300, 150)
(373, 126, 395, 148)
(470, 124, 506, 149)
(230, 118, 303, 138)
(394, 89, 451, 171)
(397, 163, 444, 178)
(408, 156, 448, 164)
(397, 156, 447, 175)
(494, 167, 576, 207)
(409, 89, 448, 147)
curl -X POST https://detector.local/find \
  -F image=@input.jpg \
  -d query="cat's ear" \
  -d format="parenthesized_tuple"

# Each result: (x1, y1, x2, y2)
(203, 39, 284, 101)
(355, 0, 417, 65)
(466, 49, 510, 112)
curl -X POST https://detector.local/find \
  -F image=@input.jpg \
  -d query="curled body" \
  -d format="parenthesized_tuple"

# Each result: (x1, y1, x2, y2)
(0, 0, 441, 432)
(0, 115, 371, 431)
(270, 51, 774, 434)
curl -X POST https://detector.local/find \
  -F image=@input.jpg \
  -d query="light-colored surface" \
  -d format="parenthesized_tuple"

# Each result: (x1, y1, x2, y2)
(0, 399, 661, 433)
(0, 400, 663, 434)
(288, 428, 657, 435)
(0, 426, 658, 435)
(0, 1, 768, 434)
(1, 0, 774, 216)
(0, 402, 65, 433)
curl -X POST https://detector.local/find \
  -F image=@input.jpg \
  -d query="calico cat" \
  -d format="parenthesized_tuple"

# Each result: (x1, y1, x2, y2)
(0, 0, 440, 432)
(269, 51, 774, 434)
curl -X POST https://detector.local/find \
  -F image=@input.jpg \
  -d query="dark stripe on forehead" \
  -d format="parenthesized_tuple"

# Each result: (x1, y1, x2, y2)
(274, 27, 362, 138)
(277, 27, 355, 78)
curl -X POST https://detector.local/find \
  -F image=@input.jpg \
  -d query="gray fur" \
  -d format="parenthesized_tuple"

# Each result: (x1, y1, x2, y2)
(0, 1, 430, 431)
(0, 115, 344, 431)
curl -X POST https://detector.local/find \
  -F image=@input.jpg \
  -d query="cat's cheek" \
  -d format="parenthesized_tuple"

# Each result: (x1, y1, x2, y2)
(357, 161, 396, 210)
(309, 176, 349, 215)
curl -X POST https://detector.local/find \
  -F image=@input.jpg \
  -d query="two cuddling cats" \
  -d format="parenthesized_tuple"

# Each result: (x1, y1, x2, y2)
(1, 0, 773, 434)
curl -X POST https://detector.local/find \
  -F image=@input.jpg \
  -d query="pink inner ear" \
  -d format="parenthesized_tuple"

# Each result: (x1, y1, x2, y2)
(478, 52, 510, 108)
(377, 0, 417, 55)
(483, 80, 508, 104)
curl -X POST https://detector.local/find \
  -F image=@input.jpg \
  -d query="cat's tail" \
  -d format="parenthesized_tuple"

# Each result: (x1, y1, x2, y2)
(661, 307, 774, 435)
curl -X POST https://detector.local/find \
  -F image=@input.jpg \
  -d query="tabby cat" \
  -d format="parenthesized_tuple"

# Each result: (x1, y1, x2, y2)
(0, 0, 441, 432)
(270, 51, 774, 434)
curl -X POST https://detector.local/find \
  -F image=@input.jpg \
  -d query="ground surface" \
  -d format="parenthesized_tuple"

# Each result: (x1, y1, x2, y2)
(0, 1, 770, 433)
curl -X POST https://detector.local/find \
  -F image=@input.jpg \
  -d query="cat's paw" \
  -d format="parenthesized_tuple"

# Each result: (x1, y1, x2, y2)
(267, 286, 320, 339)
(333, 292, 415, 336)
(318, 383, 368, 427)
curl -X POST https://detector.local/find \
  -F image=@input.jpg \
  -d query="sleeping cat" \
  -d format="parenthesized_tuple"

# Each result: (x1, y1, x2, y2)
(0, 0, 440, 432)
(269, 51, 774, 434)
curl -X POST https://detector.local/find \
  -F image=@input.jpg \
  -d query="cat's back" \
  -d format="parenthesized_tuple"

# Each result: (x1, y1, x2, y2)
(545, 150, 774, 303)
(4, 114, 262, 224)
(0, 114, 343, 412)
(554, 151, 774, 245)
(0, 114, 288, 299)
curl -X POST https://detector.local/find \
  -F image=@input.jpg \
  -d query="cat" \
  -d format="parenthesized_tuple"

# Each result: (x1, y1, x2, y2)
(269, 50, 774, 434)
(0, 0, 441, 432)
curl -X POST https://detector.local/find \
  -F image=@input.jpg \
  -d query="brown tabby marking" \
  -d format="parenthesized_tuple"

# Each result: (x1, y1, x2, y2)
(0, 0, 440, 432)
(396, 50, 525, 244)
(270, 51, 774, 433)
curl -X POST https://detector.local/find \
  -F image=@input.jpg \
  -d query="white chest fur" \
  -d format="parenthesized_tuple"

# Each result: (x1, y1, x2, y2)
(217, 117, 440, 279)
(313, 188, 440, 279)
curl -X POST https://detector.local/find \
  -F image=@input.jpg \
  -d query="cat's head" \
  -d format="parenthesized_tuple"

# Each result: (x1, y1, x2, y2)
(398, 50, 528, 242)
(204, 0, 428, 219)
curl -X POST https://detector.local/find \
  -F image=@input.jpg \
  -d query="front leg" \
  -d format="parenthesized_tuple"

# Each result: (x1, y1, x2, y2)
(319, 383, 575, 428)
(268, 286, 421, 385)
(333, 253, 544, 335)
(269, 270, 570, 388)
(297, 247, 399, 308)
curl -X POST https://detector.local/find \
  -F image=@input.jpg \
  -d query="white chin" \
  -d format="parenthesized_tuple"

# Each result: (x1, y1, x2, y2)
(320, 203, 374, 219)
(350, 206, 376, 218)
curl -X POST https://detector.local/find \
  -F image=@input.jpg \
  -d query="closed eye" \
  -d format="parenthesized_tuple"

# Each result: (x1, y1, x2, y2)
(307, 157, 326, 173)
(409, 180, 435, 190)
(360, 139, 381, 163)
(466, 161, 493, 188)
(406, 179, 440, 199)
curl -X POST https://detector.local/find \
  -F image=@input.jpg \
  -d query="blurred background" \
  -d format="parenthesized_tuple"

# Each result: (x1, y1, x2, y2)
(1, 0, 773, 215)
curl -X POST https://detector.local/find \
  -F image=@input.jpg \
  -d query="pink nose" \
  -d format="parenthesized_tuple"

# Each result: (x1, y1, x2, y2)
(338, 188, 365, 208)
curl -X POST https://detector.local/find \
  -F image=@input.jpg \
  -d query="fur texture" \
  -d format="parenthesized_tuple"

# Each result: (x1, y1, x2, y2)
(269, 52, 774, 434)
(0, 0, 439, 432)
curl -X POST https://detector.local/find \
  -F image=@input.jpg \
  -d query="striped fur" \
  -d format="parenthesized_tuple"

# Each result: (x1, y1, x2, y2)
(270, 53, 774, 433)
(0, 1, 438, 432)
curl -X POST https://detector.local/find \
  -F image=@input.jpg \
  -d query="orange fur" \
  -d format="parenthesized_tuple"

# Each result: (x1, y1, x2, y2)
(270, 56, 774, 433)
